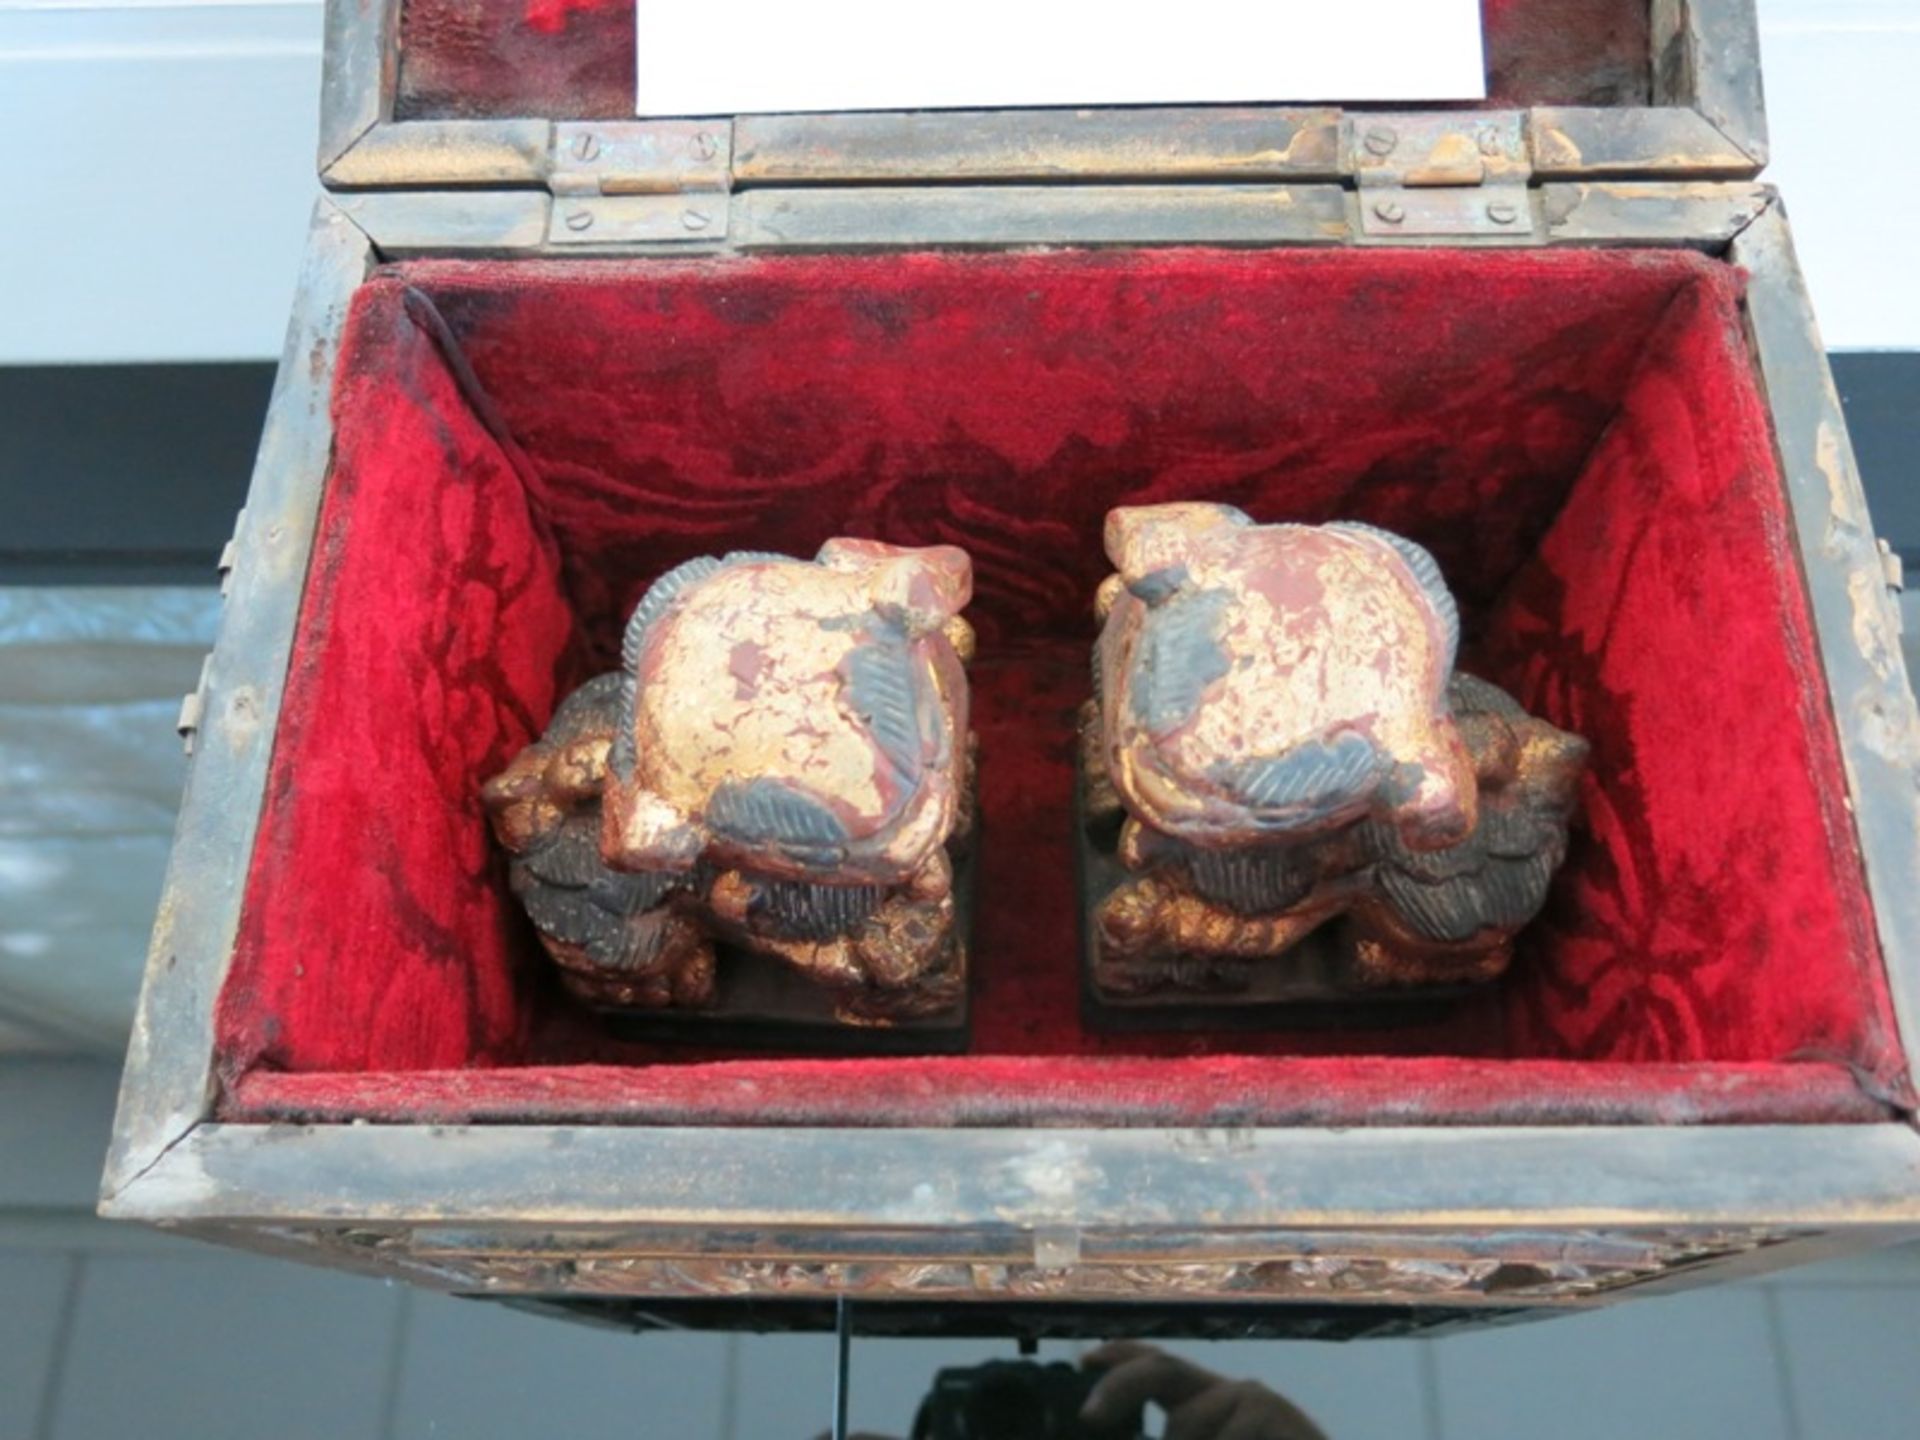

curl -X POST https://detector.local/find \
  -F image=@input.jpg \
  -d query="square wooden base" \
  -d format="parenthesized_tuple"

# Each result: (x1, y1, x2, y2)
(601, 844, 976, 1055)
(1075, 786, 1477, 1033)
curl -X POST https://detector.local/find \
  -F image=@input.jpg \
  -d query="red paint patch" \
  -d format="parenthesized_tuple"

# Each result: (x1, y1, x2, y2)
(521, 0, 602, 34)
(727, 639, 768, 699)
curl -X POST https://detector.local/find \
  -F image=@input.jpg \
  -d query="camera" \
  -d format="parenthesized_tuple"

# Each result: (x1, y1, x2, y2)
(911, 1359, 1145, 1440)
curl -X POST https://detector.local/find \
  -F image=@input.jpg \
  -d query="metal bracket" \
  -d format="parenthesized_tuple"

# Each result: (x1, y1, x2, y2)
(178, 655, 212, 755)
(546, 122, 732, 245)
(549, 120, 732, 197)
(1033, 1224, 1081, 1271)
(217, 507, 246, 599)
(1879, 538, 1906, 635)
(1879, 538, 1904, 595)
(1349, 111, 1535, 239)
(545, 193, 730, 247)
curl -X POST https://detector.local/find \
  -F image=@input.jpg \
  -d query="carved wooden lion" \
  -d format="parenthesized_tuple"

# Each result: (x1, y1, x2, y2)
(485, 540, 975, 1024)
(1082, 503, 1587, 997)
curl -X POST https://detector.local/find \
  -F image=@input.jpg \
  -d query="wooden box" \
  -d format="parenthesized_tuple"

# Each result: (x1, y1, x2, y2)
(102, 0, 1920, 1338)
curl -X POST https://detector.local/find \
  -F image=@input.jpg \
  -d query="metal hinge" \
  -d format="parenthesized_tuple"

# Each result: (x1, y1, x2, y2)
(1879, 538, 1904, 594)
(1348, 112, 1533, 239)
(178, 655, 212, 755)
(1878, 538, 1906, 636)
(1033, 1225, 1081, 1272)
(217, 506, 246, 598)
(547, 121, 731, 246)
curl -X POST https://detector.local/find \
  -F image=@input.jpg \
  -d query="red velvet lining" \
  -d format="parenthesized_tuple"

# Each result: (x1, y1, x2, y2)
(215, 246, 1904, 1128)
(1483, 281, 1901, 1076)
(232, 1060, 1891, 1129)
(394, 0, 1650, 121)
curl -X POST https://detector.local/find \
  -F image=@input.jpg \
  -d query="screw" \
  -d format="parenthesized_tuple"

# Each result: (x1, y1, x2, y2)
(1477, 125, 1505, 156)
(1373, 199, 1407, 225)
(572, 132, 600, 162)
(565, 209, 594, 232)
(690, 131, 719, 161)
(682, 207, 712, 231)
(1363, 126, 1398, 158)
(1486, 199, 1520, 225)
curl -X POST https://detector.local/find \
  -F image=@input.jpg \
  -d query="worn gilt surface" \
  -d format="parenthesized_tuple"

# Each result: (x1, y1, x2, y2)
(1084, 504, 1587, 998)
(485, 540, 975, 1023)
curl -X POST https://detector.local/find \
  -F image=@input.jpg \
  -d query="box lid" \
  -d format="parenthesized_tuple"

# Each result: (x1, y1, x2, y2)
(320, 0, 1767, 217)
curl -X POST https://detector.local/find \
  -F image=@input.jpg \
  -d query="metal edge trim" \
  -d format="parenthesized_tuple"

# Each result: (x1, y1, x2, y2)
(323, 109, 1766, 195)
(332, 190, 554, 256)
(329, 181, 1771, 256)
(1538, 180, 1770, 249)
(105, 1123, 1920, 1229)
(1688, 0, 1770, 170)
(325, 120, 555, 191)
(1528, 107, 1761, 182)
(333, 184, 1360, 253)
(99, 199, 371, 1207)
(1733, 201, 1920, 1095)
(731, 184, 1352, 250)
(730, 108, 1347, 186)
(318, 0, 397, 178)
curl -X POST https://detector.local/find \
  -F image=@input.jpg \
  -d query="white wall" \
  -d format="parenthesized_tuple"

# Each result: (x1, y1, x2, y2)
(1761, 1, 1920, 351)
(0, 0, 1914, 362)
(0, 1, 326, 363)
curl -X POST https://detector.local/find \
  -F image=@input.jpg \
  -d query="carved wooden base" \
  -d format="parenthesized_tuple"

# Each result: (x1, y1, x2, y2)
(1075, 779, 1483, 1031)
(597, 841, 975, 1054)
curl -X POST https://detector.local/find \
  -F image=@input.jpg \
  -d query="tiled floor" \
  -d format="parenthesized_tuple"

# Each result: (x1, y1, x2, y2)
(1427, 1287, 1794, 1440)
(390, 1286, 736, 1440)
(46, 1254, 404, 1440)
(0, 1253, 72, 1440)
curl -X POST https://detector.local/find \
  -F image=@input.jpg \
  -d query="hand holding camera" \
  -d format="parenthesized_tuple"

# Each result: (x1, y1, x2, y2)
(846, 1342, 1329, 1440)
